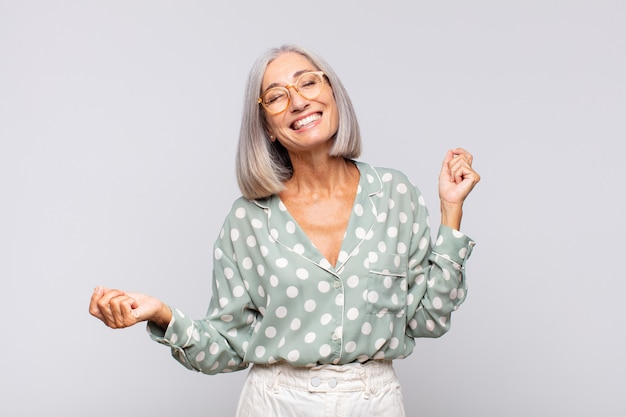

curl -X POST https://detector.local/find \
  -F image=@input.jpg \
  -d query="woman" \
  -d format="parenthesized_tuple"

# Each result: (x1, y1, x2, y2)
(90, 44, 480, 416)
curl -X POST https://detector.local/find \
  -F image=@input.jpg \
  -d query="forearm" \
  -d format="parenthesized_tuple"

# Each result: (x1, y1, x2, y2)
(440, 201, 463, 230)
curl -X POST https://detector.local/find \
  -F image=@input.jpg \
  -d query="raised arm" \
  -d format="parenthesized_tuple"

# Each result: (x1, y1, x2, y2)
(438, 148, 481, 230)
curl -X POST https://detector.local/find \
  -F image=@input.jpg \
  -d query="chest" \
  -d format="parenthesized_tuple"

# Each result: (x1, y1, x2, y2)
(282, 195, 354, 267)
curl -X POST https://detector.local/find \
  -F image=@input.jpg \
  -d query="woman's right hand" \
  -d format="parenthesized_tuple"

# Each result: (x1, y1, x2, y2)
(89, 286, 172, 330)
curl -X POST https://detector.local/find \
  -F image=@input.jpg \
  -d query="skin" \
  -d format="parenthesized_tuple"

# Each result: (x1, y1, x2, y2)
(89, 52, 480, 331)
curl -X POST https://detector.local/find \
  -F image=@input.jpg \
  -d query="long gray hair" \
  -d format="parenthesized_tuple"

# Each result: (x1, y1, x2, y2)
(235, 45, 362, 200)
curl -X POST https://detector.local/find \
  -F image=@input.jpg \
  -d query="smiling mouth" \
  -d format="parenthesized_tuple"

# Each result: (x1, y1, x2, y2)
(291, 113, 321, 130)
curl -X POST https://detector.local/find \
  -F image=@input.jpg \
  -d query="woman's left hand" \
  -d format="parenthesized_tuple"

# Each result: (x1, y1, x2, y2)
(438, 148, 481, 207)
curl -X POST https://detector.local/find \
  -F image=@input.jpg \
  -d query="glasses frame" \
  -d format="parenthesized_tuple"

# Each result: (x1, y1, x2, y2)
(258, 71, 326, 115)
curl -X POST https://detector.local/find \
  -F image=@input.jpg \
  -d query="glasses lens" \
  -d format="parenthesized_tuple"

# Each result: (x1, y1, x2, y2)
(297, 72, 323, 100)
(262, 88, 289, 113)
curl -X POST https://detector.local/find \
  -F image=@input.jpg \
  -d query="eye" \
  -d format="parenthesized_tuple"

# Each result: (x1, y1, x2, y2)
(264, 89, 287, 104)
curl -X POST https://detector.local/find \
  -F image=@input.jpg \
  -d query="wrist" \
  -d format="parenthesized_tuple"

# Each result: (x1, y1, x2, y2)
(440, 201, 463, 230)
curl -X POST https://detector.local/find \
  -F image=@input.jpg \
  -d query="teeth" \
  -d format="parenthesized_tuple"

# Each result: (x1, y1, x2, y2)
(293, 114, 321, 130)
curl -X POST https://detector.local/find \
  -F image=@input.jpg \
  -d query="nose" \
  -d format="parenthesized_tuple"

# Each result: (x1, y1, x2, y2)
(287, 86, 309, 112)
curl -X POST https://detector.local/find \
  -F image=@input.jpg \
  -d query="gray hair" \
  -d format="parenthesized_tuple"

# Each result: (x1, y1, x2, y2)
(235, 45, 362, 200)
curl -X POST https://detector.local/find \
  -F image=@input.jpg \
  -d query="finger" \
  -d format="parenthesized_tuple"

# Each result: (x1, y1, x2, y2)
(89, 286, 110, 320)
(109, 295, 139, 328)
(96, 288, 126, 327)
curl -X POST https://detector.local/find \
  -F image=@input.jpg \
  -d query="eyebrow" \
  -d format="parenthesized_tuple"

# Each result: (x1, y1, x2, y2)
(263, 69, 316, 92)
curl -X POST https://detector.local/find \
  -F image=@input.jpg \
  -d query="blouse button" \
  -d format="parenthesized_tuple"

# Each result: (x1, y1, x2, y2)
(333, 281, 341, 289)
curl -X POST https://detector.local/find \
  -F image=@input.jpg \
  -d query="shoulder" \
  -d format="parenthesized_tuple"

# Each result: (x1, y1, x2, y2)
(354, 160, 419, 193)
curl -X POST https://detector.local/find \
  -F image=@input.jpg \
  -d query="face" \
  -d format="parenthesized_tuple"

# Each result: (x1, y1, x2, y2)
(261, 52, 339, 155)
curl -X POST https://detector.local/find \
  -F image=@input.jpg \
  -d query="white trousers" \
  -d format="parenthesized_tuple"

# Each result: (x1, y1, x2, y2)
(235, 360, 406, 417)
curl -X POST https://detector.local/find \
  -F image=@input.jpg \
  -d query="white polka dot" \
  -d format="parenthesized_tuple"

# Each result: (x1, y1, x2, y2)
(354, 204, 364, 216)
(382, 173, 393, 182)
(368, 252, 379, 263)
(278, 201, 287, 211)
(293, 243, 305, 254)
(367, 291, 379, 303)
(304, 332, 317, 343)
(290, 318, 301, 331)
(232, 286, 244, 298)
(345, 341, 357, 353)
(286, 286, 298, 298)
(246, 236, 257, 247)
(347, 307, 359, 320)
(453, 229, 465, 238)
(399, 212, 408, 223)
(450, 288, 458, 300)
(459, 247, 468, 258)
(275, 306, 288, 318)
(286, 221, 296, 233)
(320, 313, 332, 325)
(219, 297, 229, 308)
(389, 337, 399, 349)
(241, 257, 253, 270)
(347, 275, 359, 288)
(296, 268, 309, 280)
(319, 344, 332, 357)
(276, 258, 288, 268)
(396, 183, 408, 194)
(375, 338, 386, 350)
(391, 293, 399, 305)
(438, 316, 447, 327)
(265, 326, 277, 338)
(387, 227, 398, 238)
(223, 267, 234, 279)
(426, 320, 435, 331)
(383, 276, 393, 289)
(221, 315, 233, 322)
(318, 281, 331, 293)
(419, 237, 428, 249)
(436, 235, 444, 246)
(304, 300, 317, 312)
(320, 259, 332, 269)
(260, 245, 269, 256)
(230, 229, 240, 241)
(288, 350, 300, 362)
(355, 227, 367, 239)
(214, 248, 223, 260)
(235, 207, 246, 218)
(209, 342, 219, 355)
(335, 293, 344, 306)
(361, 322, 372, 335)
(397, 242, 407, 254)
(418, 195, 426, 206)
(228, 328, 237, 337)
(255, 346, 266, 358)
(278, 337, 286, 348)
(251, 218, 263, 229)
(270, 275, 279, 287)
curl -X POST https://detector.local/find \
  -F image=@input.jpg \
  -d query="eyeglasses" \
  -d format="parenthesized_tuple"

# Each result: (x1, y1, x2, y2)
(258, 71, 326, 115)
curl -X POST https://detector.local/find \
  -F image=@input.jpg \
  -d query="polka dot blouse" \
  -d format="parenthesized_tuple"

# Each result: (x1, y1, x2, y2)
(148, 161, 476, 374)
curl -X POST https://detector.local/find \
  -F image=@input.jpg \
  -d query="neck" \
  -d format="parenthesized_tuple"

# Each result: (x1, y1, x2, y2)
(283, 155, 356, 198)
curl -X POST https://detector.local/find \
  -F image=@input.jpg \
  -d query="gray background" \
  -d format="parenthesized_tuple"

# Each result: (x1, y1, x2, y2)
(2, 1, 624, 416)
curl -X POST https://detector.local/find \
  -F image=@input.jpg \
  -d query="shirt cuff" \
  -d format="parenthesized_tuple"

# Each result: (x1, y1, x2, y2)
(146, 307, 193, 347)
(432, 225, 476, 268)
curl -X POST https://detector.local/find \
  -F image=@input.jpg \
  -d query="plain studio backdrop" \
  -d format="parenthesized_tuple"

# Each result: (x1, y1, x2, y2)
(1, 1, 624, 416)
